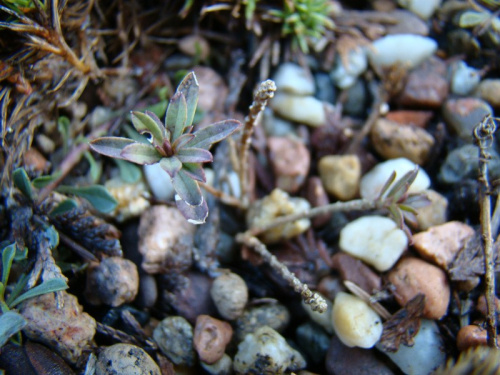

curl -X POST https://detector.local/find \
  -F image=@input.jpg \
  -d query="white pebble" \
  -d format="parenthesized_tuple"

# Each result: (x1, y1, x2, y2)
(450, 61, 481, 95)
(144, 163, 175, 201)
(211, 272, 248, 320)
(377, 319, 446, 375)
(368, 34, 437, 70)
(270, 92, 328, 127)
(360, 157, 430, 201)
(331, 292, 383, 348)
(339, 215, 408, 272)
(398, 0, 442, 20)
(330, 48, 368, 89)
(273, 62, 315, 95)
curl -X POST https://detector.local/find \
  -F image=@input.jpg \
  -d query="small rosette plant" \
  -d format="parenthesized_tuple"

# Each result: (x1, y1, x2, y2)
(90, 72, 242, 224)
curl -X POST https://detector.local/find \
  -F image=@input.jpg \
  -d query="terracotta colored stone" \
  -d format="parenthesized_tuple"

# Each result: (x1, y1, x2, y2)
(194, 315, 233, 364)
(23, 148, 50, 173)
(387, 257, 450, 319)
(412, 221, 475, 269)
(476, 295, 500, 317)
(305, 177, 331, 227)
(456, 325, 488, 351)
(331, 252, 382, 294)
(385, 110, 433, 128)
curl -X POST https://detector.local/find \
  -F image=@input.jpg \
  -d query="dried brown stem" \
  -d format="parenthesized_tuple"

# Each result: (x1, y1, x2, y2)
(344, 280, 391, 320)
(238, 79, 276, 208)
(200, 182, 242, 207)
(474, 114, 498, 348)
(236, 233, 327, 313)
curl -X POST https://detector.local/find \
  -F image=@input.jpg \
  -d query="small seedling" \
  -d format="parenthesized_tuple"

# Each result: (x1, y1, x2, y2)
(90, 72, 242, 224)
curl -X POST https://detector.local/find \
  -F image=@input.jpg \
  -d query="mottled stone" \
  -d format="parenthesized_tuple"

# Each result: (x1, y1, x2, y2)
(211, 272, 248, 320)
(474, 78, 500, 108)
(194, 315, 233, 364)
(235, 303, 290, 341)
(318, 155, 361, 200)
(95, 343, 161, 375)
(105, 178, 150, 222)
(153, 316, 195, 366)
(414, 189, 448, 230)
(442, 98, 493, 142)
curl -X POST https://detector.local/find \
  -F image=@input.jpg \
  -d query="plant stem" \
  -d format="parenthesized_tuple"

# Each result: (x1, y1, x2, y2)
(474, 115, 498, 348)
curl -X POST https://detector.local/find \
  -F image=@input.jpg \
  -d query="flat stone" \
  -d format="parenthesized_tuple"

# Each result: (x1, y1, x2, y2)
(474, 78, 500, 108)
(387, 257, 450, 319)
(271, 92, 329, 127)
(385, 110, 433, 128)
(412, 221, 475, 269)
(331, 252, 382, 294)
(96, 344, 161, 375)
(385, 10, 429, 35)
(414, 189, 448, 230)
(273, 62, 315, 95)
(442, 97, 493, 142)
(318, 155, 361, 201)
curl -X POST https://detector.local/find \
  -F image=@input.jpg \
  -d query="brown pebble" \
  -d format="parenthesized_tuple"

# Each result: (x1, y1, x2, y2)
(387, 257, 450, 319)
(23, 148, 50, 173)
(194, 315, 233, 364)
(331, 252, 382, 294)
(412, 221, 475, 269)
(385, 110, 433, 128)
(476, 295, 500, 318)
(456, 325, 488, 351)
(268, 136, 310, 194)
(317, 275, 345, 301)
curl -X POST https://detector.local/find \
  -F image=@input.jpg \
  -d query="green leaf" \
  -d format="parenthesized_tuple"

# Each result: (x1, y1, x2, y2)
(32, 171, 62, 189)
(120, 143, 162, 165)
(459, 10, 489, 28)
(1, 243, 16, 287)
(9, 278, 68, 308)
(144, 99, 168, 118)
(6, 273, 29, 307)
(184, 120, 242, 150)
(12, 168, 33, 200)
(49, 199, 78, 217)
(176, 147, 213, 163)
(182, 163, 206, 182)
(171, 133, 195, 151)
(176, 72, 199, 129)
(89, 137, 136, 159)
(377, 171, 397, 200)
(58, 116, 70, 154)
(56, 185, 118, 213)
(172, 169, 203, 206)
(387, 167, 419, 203)
(175, 193, 208, 225)
(0, 311, 27, 348)
(159, 156, 182, 178)
(42, 225, 59, 249)
(14, 246, 27, 261)
(130, 111, 166, 145)
(166, 92, 188, 142)
(114, 159, 142, 184)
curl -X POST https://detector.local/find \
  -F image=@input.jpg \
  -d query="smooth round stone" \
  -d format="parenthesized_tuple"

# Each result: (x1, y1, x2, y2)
(194, 315, 233, 364)
(296, 322, 331, 365)
(211, 272, 248, 321)
(397, 0, 441, 20)
(385, 9, 429, 35)
(314, 72, 336, 103)
(377, 320, 446, 375)
(342, 79, 367, 117)
(330, 48, 368, 89)
(368, 34, 437, 70)
(273, 62, 315, 95)
(144, 163, 175, 201)
(153, 316, 195, 366)
(331, 292, 383, 348)
(95, 344, 161, 375)
(474, 78, 500, 108)
(270, 92, 328, 127)
(360, 158, 431, 201)
(414, 189, 448, 230)
(450, 61, 481, 96)
(318, 155, 361, 201)
(235, 303, 290, 341)
(339, 215, 408, 272)
(442, 98, 493, 142)
(201, 353, 233, 375)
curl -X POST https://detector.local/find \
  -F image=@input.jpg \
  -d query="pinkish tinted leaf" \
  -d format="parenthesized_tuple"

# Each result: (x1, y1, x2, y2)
(90, 137, 136, 159)
(159, 156, 182, 178)
(172, 169, 203, 206)
(130, 111, 165, 145)
(185, 120, 242, 150)
(175, 193, 208, 225)
(182, 163, 206, 182)
(176, 72, 199, 128)
(120, 143, 161, 165)
(177, 147, 213, 163)
(166, 92, 188, 143)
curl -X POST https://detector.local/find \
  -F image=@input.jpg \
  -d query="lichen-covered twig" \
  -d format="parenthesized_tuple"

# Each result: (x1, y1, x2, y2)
(236, 233, 327, 313)
(474, 114, 498, 348)
(238, 79, 276, 208)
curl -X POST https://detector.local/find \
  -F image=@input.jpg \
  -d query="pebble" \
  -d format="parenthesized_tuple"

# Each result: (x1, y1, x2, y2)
(450, 61, 481, 96)
(95, 343, 161, 375)
(194, 315, 233, 364)
(144, 163, 175, 201)
(85, 257, 139, 307)
(246, 188, 311, 244)
(385, 110, 433, 128)
(193, 66, 228, 112)
(138, 205, 195, 274)
(178, 35, 210, 61)
(270, 92, 330, 127)
(397, 0, 441, 20)
(211, 272, 248, 320)
(305, 177, 331, 227)
(398, 58, 449, 107)
(326, 334, 395, 375)
(474, 78, 500, 108)
(136, 273, 158, 309)
(384, 10, 429, 35)
(370, 118, 435, 165)
(262, 108, 298, 137)
(377, 319, 446, 375)
(317, 275, 347, 301)
(367, 34, 437, 70)
(339, 215, 408, 272)
(331, 292, 383, 348)
(302, 295, 333, 333)
(330, 47, 368, 89)
(314, 72, 336, 103)
(105, 178, 150, 222)
(268, 136, 310, 194)
(442, 98, 493, 142)
(153, 316, 196, 366)
(273, 62, 315, 95)
(23, 148, 50, 174)
(456, 325, 488, 351)
(342, 78, 367, 117)
(233, 326, 306, 374)
(20, 291, 96, 364)
(331, 252, 382, 294)
(234, 303, 290, 341)
(387, 257, 450, 319)
(360, 157, 431, 200)
(318, 155, 361, 201)
(201, 353, 233, 375)
(414, 189, 448, 230)
(296, 322, 331, 365)
(412, 221, 475, 269)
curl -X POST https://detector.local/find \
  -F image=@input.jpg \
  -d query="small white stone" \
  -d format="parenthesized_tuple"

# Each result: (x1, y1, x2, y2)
(270, 92, 328, 127)
(273, 62, 315, 95)
(211, 272, 248, 320)
(234, 326, 306, 374)
(377, 319, 446, 375)
(397, 0, 442, 20)
(144, 163, 175, 201)
(201, 353, 233, 375)
(330, 48, 368, 89)
(331, 292, 383, 348)
(360, 157, 430, 201)
(450, 61, 481, 96)
(368, 34, 437, 70)
(339, 215, 408, 272)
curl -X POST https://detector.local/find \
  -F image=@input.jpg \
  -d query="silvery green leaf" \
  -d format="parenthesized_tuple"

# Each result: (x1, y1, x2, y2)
(171, 133, 195, 150)
(184, 120, 242, 150)
(0, 311, 26, 348)
(172, 169, 203, 206)
(182, 163, 206, 182)
(175, 193, 208, 224)
(90, 137, 136, 159)
(1, 243, 15, 287)
(12, 168, 32, 200)
(114, 159, 142, 183)
(159, 156, 182, 178)
(130, 111, 166, 145)
(176, 147, 213, 163)
(32, 172, 62, 189)
(120, 143, 162, 165)
(166, 92, 188, 142)
(176, 72, 199, 129)
(56, 185, 118, 214)
(49, 199, 78, 217)
(9, 278, 68, 308)
(459, 11, 489, 28)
